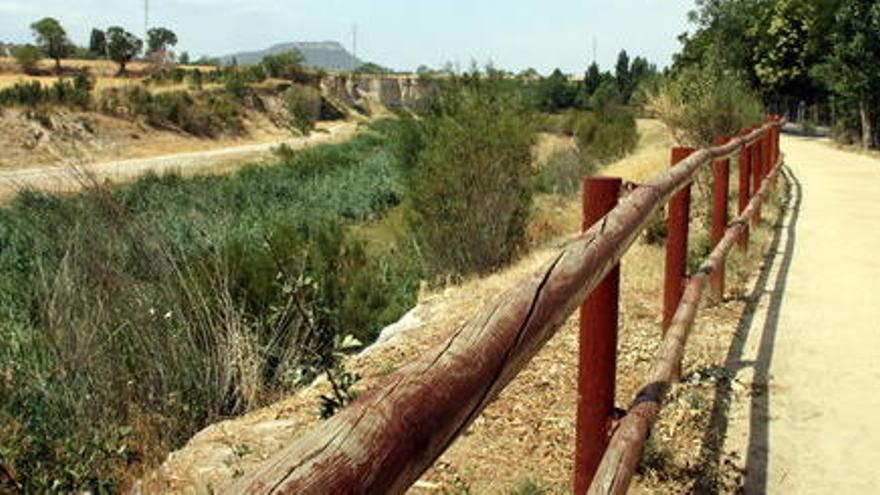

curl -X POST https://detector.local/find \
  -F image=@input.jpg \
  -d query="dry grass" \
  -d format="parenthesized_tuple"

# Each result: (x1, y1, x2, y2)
(0, 56, 215, 90)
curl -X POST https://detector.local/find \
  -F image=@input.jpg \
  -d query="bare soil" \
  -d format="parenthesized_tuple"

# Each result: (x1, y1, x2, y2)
(137, 120, 787, 494)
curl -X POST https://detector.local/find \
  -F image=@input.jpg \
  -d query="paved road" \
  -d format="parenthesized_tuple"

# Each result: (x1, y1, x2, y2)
(726, 135, 880, 493)
(0, 121, 358, 200)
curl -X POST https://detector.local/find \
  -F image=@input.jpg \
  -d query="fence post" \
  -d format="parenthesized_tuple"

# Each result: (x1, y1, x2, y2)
(575, 177, 622, 494)
(663, 147, 694, 333)
(738, 137, 752, 251)
(750, 134, 763, 228)
(710, 137, 730, 302)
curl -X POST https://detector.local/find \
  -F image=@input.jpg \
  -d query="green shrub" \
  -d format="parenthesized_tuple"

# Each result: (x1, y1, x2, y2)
(408, 83, 537, 277)
(573, 109, 639, 162)
(646, 65, 764, 146)
(284, 85, 323, 135)
(97, 87, 243, 137)
(536, 149, 598, 195)
(13, 45, 42, 74)
(0, 78, 91, 109)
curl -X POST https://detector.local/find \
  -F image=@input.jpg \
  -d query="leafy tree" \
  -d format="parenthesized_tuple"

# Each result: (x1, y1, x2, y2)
(534, 68, 577, 111)
(261, 50, 305, 79)
(356, 62, 388, 74)
(30, 17, 73, 74)
(13, 45, 42, 74)
(518, 67, 539, 80)
(178, 51, 190, 65)
(584, 62, 602, 95)
(106, 27, 143, 75)
(590, 79, 622, 111)
(89, 29, 106, 57)
(147, 27, 178, 62)
(615, 50, 632, 101)
(754, 0, 824, 103)
(815, 0, 880, 147)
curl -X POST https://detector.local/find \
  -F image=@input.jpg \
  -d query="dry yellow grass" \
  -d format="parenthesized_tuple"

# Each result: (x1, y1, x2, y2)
(0, 56, 216, 90)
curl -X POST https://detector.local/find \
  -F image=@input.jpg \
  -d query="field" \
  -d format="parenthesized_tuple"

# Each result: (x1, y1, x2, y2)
(0, 56, 215, 89)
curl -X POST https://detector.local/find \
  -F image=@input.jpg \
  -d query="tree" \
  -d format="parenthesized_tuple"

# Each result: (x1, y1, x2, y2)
(261, 50, 305, 79)
(89, 29, 106, 57)
(816, 0, 880, 148)
(147, 27, 178, 63)
(178, 51, 191, 65)
(106, 27, 143, 75)
(754, 0, 822, 102)
(13, 45, 41, 74)
(30, 17, 72, 74)
(583, 62, 602, 95)
(615, 50, 632, 102)
(534, 69, 577, 111)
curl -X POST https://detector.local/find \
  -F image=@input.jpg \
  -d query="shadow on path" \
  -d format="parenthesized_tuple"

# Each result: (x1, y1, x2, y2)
(693, 166, 803, 493)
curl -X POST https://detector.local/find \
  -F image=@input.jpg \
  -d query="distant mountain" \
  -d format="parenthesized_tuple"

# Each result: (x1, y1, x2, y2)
(219, 41, 363, 71)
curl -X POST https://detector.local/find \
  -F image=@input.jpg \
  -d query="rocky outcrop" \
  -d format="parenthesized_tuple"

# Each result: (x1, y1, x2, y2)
(320, 74, 434, 114)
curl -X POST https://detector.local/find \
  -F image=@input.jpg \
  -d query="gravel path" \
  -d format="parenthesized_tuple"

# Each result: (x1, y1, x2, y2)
(0, 120, 359, 200)
(725, 135, 880, 493)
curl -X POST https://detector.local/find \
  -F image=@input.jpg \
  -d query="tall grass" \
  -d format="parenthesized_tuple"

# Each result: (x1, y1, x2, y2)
(0, 125, 421, 491)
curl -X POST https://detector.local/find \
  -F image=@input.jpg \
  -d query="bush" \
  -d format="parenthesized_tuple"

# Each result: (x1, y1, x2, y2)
(573, 109, 639, 162)
(645, 65, 764, 146)
(536, 149, 598, 195)
(284, 85, 323, 135)
(0, 78, 91, 109)
(97, 87, 243, 137)
(408, 82, 537, 277)
(13, 45, 42, 74)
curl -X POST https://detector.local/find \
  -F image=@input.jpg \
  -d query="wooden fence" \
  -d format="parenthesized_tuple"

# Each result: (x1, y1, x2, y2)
(227, 118, 785, 495)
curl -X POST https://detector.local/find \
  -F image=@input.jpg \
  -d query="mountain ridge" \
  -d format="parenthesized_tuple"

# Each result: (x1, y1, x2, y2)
(218, 41, 363, 71)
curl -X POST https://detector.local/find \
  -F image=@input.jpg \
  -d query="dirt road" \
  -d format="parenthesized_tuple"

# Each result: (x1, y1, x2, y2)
(724, 135, 880, 493)
(0, 120, 359, 200)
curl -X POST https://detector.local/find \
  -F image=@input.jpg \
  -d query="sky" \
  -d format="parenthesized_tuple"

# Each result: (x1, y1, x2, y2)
(0, 0, 696, 74)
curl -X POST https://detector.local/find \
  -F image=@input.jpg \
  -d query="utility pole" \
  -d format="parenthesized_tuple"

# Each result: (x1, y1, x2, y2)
(592, 36, 597, 65)
(145, 0, 150, 41)
(352, 23, 358, 69)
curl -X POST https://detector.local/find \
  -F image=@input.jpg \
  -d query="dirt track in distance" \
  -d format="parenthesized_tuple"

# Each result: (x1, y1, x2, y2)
(0, 120, 359, 200)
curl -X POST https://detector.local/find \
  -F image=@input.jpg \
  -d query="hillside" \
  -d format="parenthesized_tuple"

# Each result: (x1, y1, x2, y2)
(219, 41, 364, 71)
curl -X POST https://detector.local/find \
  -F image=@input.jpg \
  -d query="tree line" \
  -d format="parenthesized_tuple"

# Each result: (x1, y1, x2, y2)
(677, 0, 880, 148)
(11, 17, 189, 75)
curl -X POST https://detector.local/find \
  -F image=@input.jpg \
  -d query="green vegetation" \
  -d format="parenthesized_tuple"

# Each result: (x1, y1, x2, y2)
(283, 84, 323, 135)
(0, 76, 92, 109)
(12, 45, 41, 75)
(146, 27, 178, 59)
(677, 0, 880, 149)
(645, 65, 764, 147)
(405, 74, 538, 277)
(30, 17, 73, 74)
(573, 109, 639, 161)
(97, 86, 244, 136)
(88, 28, 106, 58)
(0, 124, 421, 492)
(105, 26, 143, 75)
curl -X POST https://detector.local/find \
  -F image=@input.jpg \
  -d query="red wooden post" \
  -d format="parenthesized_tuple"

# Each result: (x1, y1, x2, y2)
(710, 137, 730, 302)
(663, 147, 694, 332)
(738, 139, 752, 251)
(574, 177, 622, 493)
(750, 135, 763, 227)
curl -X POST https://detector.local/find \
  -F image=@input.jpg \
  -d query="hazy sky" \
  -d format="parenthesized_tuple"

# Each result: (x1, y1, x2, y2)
(0, 0, 696, 74)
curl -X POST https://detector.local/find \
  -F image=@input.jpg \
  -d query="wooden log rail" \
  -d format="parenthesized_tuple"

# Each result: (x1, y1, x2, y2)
(228, 118, 785, 495)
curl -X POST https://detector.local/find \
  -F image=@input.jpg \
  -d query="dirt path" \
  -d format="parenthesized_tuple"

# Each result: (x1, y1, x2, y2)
(724, 135, 880, 493)
(0, 120, 359, 200)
